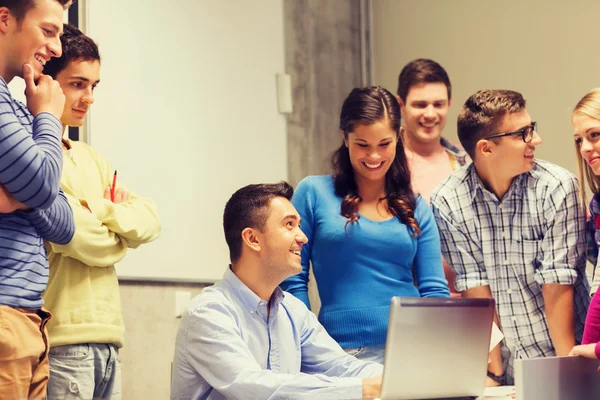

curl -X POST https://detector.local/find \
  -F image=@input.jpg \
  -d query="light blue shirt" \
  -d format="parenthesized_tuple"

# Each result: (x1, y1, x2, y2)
(171, 268, 383, 400)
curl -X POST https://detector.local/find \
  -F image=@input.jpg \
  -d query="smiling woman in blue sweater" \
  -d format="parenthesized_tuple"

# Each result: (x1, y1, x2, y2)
(280, 86, 450, 363)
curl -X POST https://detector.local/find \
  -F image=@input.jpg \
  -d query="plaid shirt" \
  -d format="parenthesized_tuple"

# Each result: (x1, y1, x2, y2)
(440, 137, 470, 170)
(431, 160, 590, 384)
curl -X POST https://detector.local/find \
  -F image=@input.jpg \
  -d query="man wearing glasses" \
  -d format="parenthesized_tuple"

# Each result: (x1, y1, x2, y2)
(430, 89, 590, 385)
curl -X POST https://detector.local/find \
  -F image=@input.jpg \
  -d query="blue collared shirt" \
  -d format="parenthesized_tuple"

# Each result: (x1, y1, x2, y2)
(171, 268, 383, 400)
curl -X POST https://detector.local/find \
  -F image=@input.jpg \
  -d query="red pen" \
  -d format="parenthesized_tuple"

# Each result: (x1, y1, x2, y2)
(110, 170, 117, 202)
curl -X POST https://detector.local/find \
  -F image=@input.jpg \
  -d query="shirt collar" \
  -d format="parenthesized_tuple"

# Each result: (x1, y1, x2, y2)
(62, 136, 72, 150)
(466, 163, 526, 202)
(221, 266, 285, 316)
(440, 137, 468, 159)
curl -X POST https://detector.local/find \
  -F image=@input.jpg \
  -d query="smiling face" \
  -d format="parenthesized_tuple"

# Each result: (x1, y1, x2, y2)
(257, 196, 308, 280)
(400, 82, 450, 145)
(485, 109, 542, 179)
(345, 119, 397, 186)
(573, 113, 600, 176)
(55, 59, 100, 128)
(1, 0, 64, 82)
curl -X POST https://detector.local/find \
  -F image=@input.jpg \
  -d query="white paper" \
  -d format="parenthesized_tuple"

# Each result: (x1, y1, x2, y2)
(490, 322, 504, 352)
(482, 385, 516, 399)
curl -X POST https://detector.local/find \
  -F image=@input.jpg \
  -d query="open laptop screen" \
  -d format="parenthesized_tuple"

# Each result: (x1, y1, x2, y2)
(381, 297, 495, 400)
(515, 356, 600, 400)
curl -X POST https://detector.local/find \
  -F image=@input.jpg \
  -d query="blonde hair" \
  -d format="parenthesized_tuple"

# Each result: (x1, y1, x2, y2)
(572, 88, 600, 207)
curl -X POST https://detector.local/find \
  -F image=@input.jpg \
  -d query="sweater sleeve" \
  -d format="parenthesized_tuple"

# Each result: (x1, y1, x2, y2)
(75, 145, 161, 249)
(280, 177, 315, 308)
(46, 192, 129, 267)
(19, 188, 75, 245)
(413, 196, 450, 298)
(0, 89, 63, 209)
(583, 290, 600, 359)
(84, 193, 161, 249)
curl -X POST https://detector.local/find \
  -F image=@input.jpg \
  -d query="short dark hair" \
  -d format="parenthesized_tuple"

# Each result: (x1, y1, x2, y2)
(457, 89, 526, 159)
(397, 58, 451, 103)
(223, 182, 294, 263)
(0, 0, 73, 24)
(44, 23, 100, 78)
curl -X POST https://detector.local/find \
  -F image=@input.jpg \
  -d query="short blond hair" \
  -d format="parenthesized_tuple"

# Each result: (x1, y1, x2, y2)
(572, 88, 600, 207)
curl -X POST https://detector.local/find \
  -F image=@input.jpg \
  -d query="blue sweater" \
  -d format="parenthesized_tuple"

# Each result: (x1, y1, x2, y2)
(280, 175, 449, 348)
(0, 77, 75, 309)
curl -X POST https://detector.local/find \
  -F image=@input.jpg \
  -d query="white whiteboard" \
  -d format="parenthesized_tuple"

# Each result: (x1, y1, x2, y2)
(85, 0, 288, 282)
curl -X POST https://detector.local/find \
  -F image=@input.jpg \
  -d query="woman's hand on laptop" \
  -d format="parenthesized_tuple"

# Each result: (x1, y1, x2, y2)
(569, 344, 600, 375)
(568, 343, 598, 359)
(362, 376, 382, 399)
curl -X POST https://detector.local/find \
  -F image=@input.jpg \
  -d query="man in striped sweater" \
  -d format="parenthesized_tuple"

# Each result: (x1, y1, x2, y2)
(0, 1, 75, 399)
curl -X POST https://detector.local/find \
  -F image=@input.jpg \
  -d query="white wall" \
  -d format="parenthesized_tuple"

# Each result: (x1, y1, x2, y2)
(372, 0, 600, 176)
(86, 0, 288, 282)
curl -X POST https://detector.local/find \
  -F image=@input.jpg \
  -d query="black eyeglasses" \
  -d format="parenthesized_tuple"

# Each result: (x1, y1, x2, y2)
(486, 121, 537, 143)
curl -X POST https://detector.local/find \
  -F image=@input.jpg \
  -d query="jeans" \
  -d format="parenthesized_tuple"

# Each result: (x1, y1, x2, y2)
(47, 343, 121, 400)
(344, 344, 386, 364)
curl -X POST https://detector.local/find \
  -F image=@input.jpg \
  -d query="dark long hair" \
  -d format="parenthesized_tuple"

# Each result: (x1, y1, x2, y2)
(331, 86, 420, 235)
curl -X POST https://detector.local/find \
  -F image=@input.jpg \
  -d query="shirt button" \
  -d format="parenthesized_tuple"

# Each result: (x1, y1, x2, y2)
(503, 260, 509, 265)
(507, 289, 512, 294)
(517, 340, 522, 346)
(501, 232, 506, 238)
(250, 311, 254, 315)
(512, 316, 517, 322)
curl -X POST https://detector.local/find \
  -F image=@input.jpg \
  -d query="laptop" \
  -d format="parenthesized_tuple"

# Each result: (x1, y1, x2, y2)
(380, 297, 495, 400)
(515, 356, 600, 400)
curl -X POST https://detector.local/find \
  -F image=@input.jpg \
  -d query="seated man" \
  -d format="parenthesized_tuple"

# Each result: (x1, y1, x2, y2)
(431, 89, 590, 385)
(171, 182, 383, 400)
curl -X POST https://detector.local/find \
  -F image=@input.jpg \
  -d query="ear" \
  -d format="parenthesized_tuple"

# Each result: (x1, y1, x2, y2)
(0, 7, 12, 34)
(475, 138, 494, 158)
(341, 130, 348, 147)
(396, 95, 405, 111)
(241, 227, 261, 254)
(448, 98, 452, 109)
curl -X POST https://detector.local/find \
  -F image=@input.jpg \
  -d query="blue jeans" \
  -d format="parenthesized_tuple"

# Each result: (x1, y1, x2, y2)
(47, 343, 121, 400)
(344, 344, 385, 364)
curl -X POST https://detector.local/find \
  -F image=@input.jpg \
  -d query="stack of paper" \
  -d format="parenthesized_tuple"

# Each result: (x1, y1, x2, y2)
(482, 385, 516, 399)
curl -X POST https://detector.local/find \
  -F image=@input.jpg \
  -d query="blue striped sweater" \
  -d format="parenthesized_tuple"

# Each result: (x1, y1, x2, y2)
(0, 77, 75, 309)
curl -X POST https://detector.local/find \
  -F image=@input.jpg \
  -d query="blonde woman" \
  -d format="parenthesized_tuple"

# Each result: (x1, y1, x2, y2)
(570, 88, 600, 363)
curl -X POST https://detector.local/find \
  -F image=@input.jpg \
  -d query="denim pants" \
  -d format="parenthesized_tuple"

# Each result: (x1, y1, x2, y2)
(344, 344, 386, 364)
(47, 343, 121, 400)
